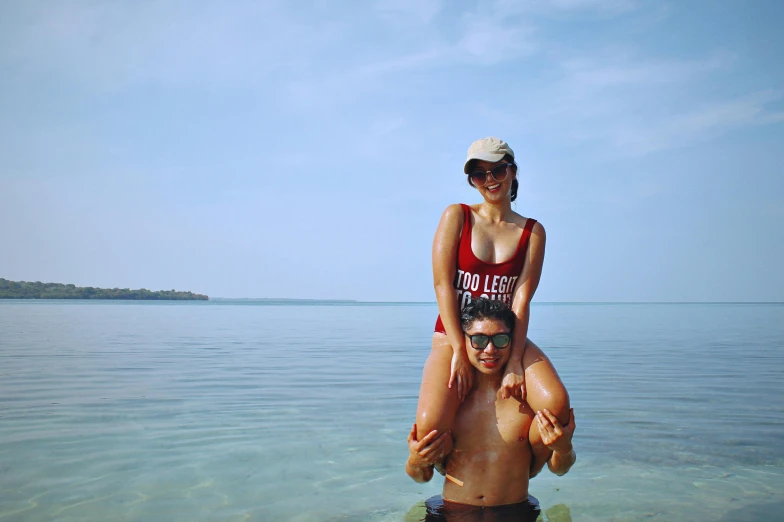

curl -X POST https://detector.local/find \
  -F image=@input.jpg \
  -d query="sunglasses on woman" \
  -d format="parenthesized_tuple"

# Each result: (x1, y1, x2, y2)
(467, 333, 512, 350)
(468, 163, 513, 186)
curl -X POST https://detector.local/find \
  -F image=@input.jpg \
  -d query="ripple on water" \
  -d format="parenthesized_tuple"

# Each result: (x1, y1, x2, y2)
(0, 301, 782, 520)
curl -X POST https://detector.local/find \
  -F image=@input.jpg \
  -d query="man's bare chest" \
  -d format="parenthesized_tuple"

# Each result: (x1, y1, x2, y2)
(453, 397, 534, 448)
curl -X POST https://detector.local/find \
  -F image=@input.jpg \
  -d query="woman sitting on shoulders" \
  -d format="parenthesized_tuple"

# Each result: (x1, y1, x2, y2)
(416, 137, 570, 469)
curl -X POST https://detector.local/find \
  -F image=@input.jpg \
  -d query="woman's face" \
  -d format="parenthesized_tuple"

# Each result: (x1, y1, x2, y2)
(468, 159, 516, 202)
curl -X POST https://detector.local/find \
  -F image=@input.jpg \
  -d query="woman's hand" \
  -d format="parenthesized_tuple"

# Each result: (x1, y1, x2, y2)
(536, 408, 575, 455)
(448, 351, 473, 401)
(500, 360, 526, 400)
(407, 424, 451, 470)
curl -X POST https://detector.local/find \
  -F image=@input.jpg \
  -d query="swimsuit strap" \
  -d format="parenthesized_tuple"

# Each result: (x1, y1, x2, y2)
(458, 204, 473, 262)
(459, 203, 472, 240)
(516, 218, 537, 256)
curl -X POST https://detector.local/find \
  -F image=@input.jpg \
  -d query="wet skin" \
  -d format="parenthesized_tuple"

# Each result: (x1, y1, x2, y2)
(422, 156, 560, 445)
(408, 318, 575, 506)
(441, 318, 535, 506)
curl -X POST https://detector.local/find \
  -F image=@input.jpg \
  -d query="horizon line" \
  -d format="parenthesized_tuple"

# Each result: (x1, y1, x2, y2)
(211, 298, 784, 305)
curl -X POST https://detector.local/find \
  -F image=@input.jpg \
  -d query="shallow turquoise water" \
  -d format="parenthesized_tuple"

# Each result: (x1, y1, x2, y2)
(0, 301, 782, 521)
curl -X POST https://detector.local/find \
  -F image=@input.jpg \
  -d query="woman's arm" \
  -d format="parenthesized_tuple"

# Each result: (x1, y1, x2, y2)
(432, 204, 473, 401)
(502, 221, 546, 399)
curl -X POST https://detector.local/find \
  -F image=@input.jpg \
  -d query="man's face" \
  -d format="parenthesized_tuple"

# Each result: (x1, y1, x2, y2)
(464, 318, 511, 374)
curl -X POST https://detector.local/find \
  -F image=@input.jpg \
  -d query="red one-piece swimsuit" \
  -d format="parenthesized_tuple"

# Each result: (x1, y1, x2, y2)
(435, 203, 536, 333)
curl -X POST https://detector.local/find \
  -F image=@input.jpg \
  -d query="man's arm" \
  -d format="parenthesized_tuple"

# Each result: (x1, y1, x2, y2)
(405, 424, 452, 483)
(406, 456, 434, 483)
(532, 408, 576, 477)
(548, 446, 576, 476)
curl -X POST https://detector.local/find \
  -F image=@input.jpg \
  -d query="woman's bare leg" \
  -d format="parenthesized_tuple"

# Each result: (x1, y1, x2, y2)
(415, 333, 462, 441)
(523, 339, 570, 477)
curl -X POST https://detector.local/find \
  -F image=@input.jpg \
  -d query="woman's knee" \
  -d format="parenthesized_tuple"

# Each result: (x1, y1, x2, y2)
(416, 388, 459, 438)
(524, 340, 570, 425)
(535, 387, 570, 424)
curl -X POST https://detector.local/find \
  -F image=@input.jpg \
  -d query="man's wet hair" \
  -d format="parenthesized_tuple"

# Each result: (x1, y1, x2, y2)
(460, 298, 516, 332)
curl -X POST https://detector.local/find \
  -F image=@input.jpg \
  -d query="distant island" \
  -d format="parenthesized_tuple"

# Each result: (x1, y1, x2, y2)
(0, 279, 208, 300)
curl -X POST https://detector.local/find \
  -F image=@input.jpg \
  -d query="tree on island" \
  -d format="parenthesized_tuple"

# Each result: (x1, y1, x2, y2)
(0, 279, 208, 300)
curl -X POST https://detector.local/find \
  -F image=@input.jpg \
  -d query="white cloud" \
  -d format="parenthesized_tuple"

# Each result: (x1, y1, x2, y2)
(349, 116, 408, 160)
(560, 53, 728, 90)
(369, 116, 406, 136)
(352, 47, 451, 78)
(285, 46, 449, 109)
(604, 90, 784, 156)
(373, 0, 444, 24)
(452, 0, 641, 65)
(491, 0, 640, 17)
(458, 16, 537, 62)
(511, 51, 783, 159)
(0, 1, 336, 91)
(546, 0, 638, 13)
(2, 0, 780, 161)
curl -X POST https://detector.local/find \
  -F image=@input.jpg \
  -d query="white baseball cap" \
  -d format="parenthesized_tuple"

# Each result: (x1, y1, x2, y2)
(464, 137, 515, 174)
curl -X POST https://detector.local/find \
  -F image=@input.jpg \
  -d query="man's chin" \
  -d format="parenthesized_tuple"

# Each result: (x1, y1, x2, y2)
(475, 359, 506, 373)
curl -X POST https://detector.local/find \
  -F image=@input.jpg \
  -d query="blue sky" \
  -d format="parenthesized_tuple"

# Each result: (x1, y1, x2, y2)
(1, 0, 782, 302)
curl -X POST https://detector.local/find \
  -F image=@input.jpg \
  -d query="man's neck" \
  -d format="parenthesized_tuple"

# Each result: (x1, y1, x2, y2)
(472, 371, 504, 392)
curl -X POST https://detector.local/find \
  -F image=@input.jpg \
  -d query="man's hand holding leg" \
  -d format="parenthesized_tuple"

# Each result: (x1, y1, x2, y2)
(537, 408, 576, 476)
(405, 423, 452, 483)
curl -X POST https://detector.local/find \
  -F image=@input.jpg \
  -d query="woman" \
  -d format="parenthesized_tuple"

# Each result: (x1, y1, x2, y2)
(415, 137, 570, 469)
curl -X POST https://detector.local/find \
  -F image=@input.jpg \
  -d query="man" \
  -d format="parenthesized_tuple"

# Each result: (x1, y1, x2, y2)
(406, 298, 576, 520)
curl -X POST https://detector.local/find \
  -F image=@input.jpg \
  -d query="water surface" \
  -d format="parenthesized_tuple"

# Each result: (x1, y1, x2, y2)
(1, 301, 782, 520)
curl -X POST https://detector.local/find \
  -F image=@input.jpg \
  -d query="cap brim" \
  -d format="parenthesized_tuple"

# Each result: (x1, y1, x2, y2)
(463, 152, 507, 173)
